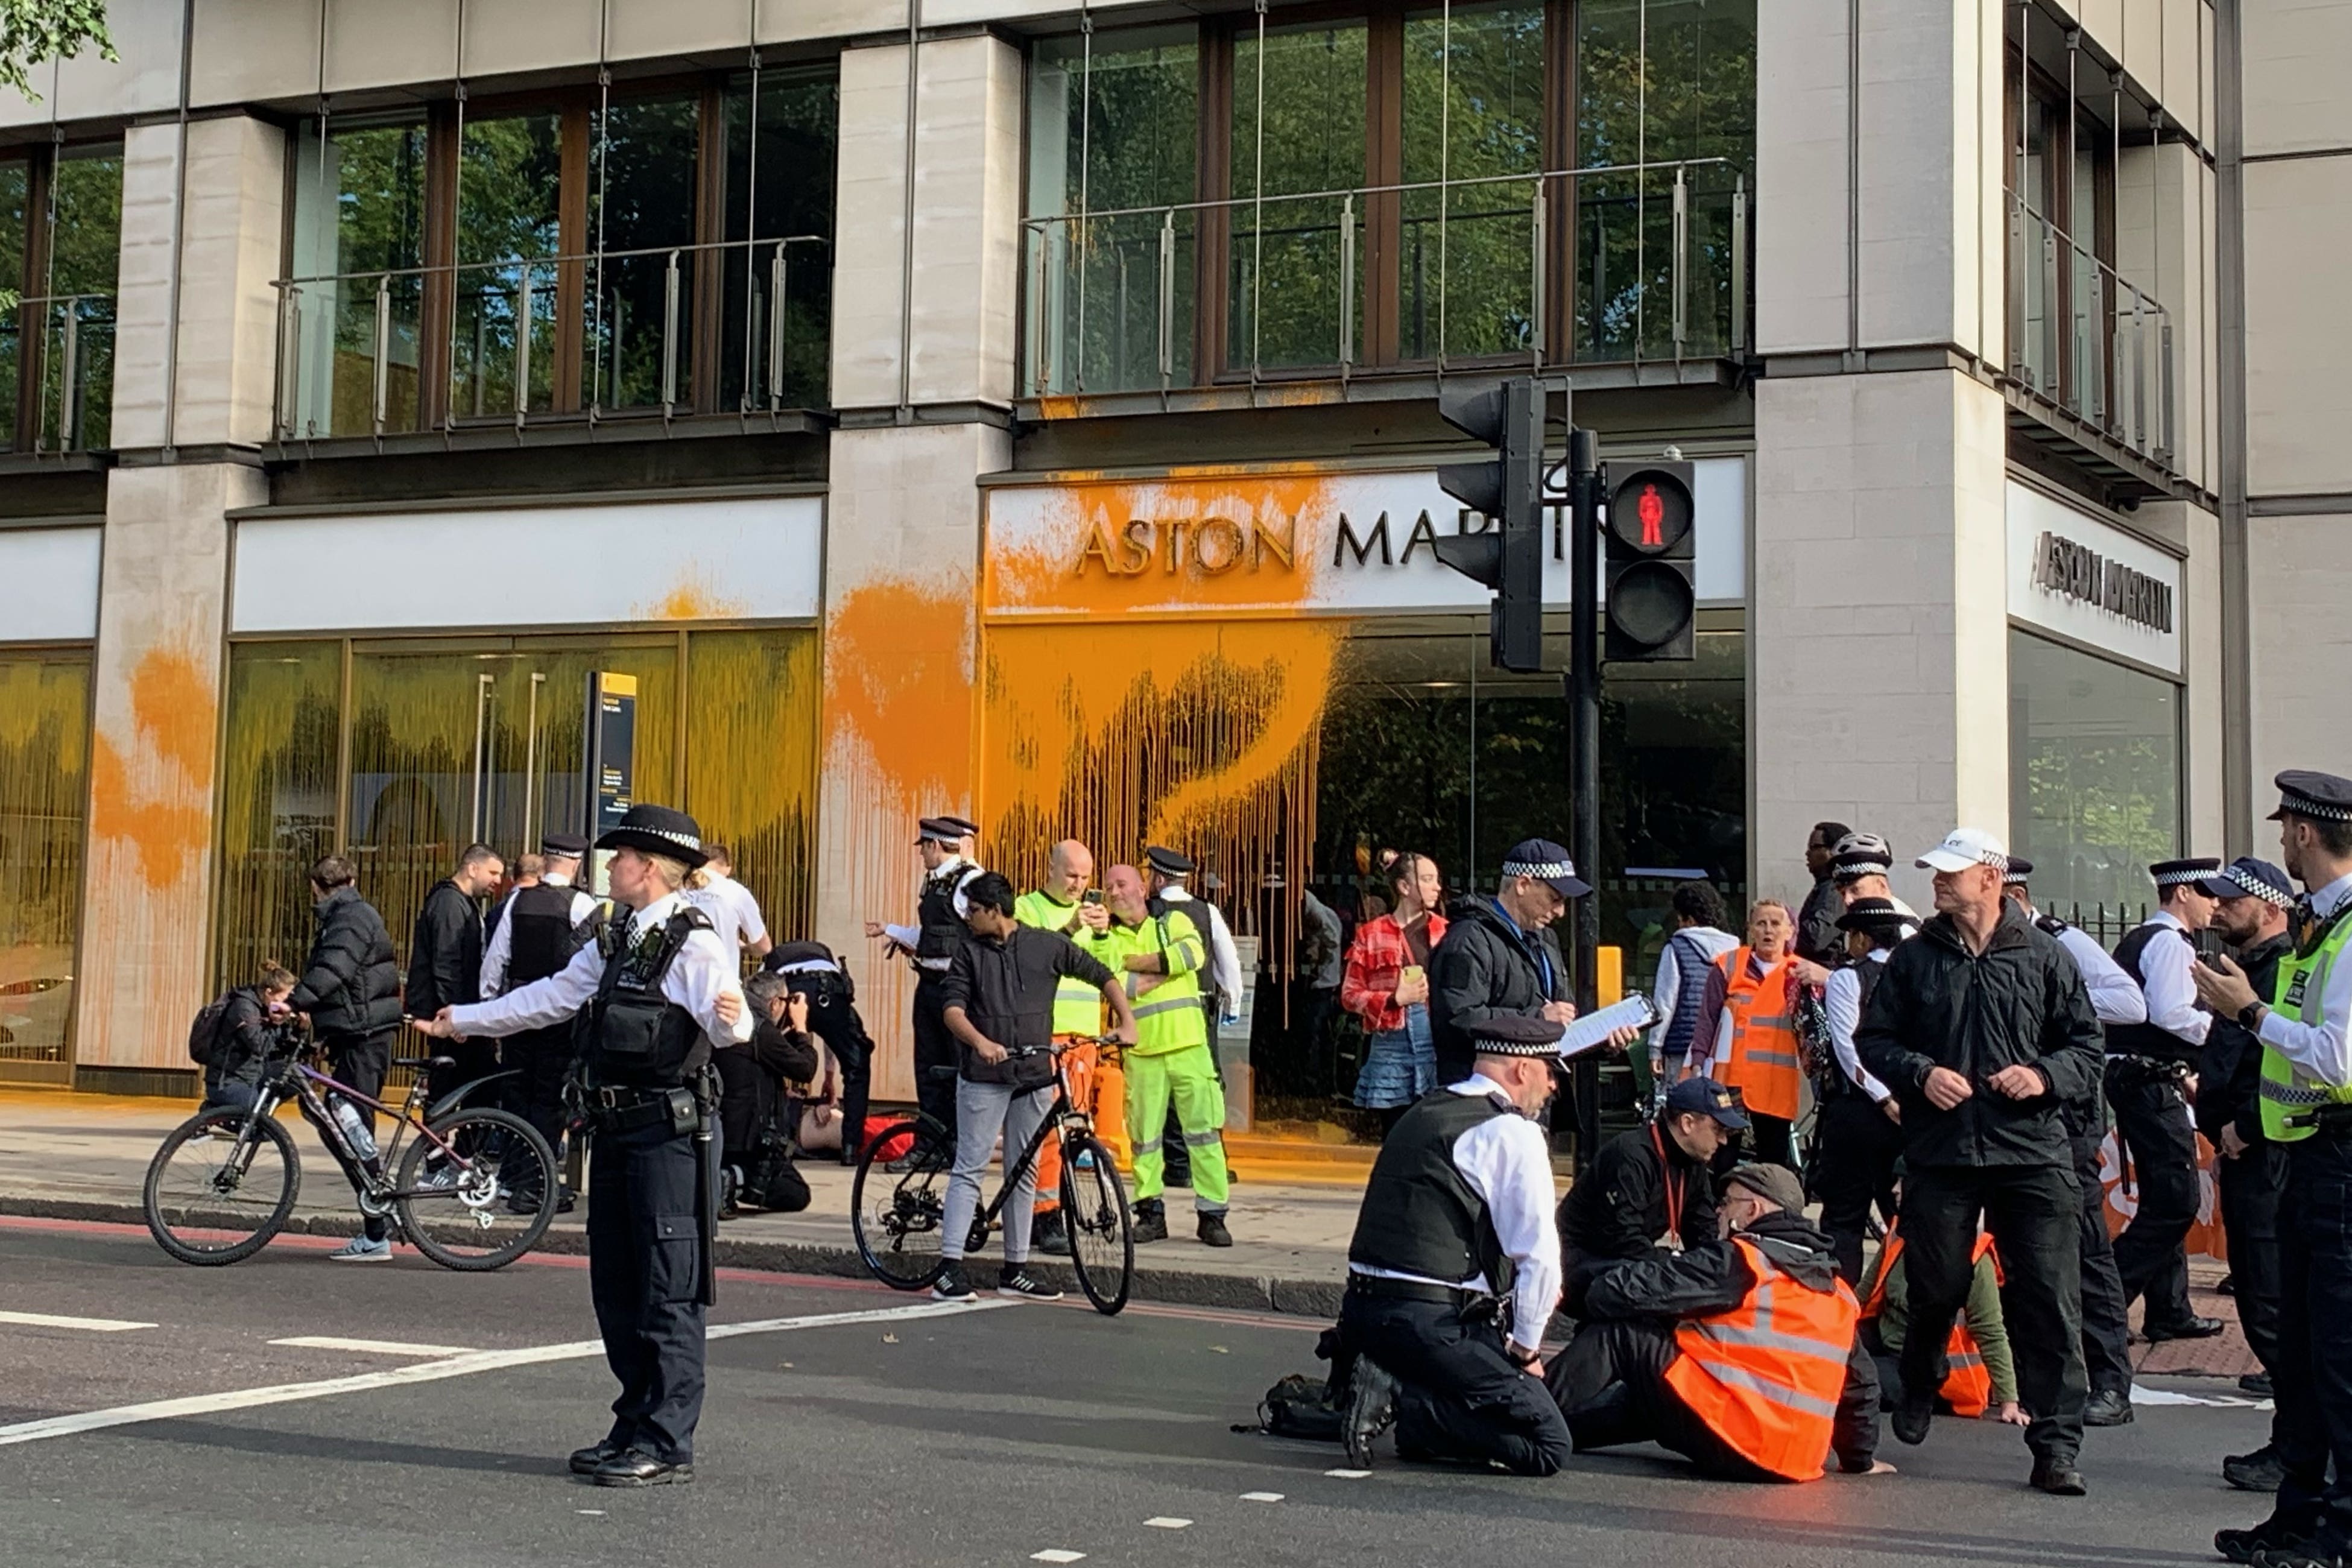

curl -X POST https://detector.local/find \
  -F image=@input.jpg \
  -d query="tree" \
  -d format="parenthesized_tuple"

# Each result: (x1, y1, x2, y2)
(0, 0, 113, 102)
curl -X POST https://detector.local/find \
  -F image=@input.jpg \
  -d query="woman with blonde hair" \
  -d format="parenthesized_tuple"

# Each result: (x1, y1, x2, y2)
(1684, 897, 1829, 1165)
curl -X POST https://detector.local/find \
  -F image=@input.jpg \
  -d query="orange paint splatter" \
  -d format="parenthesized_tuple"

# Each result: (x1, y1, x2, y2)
(87, 642, 217, 891)
(89, 735, 210, 891)
(127, 646, 215, 779)
(826, 580, 975, 820)
(639, 577, 750, 621)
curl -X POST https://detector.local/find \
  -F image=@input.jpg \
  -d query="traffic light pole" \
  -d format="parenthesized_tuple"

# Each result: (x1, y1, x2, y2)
(1566, 423, 1603, 1171)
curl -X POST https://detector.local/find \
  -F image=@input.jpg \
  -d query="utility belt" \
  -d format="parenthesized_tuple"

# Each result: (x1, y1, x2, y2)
(2106, 1054, 2194, 1087)
(577, 1074, 713, 1136)
(1345, 1272, 1502, 1324)
(2298, 1104, 2352, 1142)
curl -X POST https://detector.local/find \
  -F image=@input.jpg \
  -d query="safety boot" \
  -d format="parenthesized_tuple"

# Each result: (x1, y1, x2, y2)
(1134, 1198, 1169, 1244)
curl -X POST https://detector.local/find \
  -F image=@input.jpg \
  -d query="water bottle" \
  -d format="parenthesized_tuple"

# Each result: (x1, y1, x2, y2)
(331, 1096, 377, 1161)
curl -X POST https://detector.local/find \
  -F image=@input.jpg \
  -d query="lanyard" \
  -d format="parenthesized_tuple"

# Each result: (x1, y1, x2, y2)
(1649, 1123, 1685, 1245)
(1491, 898, 1555, 996)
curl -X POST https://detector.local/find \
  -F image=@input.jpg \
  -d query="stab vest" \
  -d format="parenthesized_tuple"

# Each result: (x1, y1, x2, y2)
(578, 906, 713, 1090)
(1820, 959, 1886, 1099)
(2108, 922, 2201, 1066)
(1347, 1089, 1516, 1292)
(916, 864, 974, 965)
(508, 882, 593, 988)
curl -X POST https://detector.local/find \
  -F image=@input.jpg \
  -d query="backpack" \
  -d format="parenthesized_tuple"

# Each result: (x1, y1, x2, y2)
(187, 992, 236, 1066)
(1253, 1374, 1345, 1441)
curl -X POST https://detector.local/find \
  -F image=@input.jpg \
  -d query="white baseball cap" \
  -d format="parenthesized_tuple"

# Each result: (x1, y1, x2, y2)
(1916, 827, 2009, 874)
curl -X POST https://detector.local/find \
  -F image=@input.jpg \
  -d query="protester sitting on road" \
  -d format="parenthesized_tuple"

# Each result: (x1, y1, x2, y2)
(198, 963, 296, 1119)
(1546, 1162, 1889, 1482)
(1557, 1076, 1742, 1314)
(1857, 1218, 2026, 1427)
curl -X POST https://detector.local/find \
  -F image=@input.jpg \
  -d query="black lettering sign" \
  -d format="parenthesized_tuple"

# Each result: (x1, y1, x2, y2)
(1333, 511, 1393, 567)
(2029, 529, 2173, 634)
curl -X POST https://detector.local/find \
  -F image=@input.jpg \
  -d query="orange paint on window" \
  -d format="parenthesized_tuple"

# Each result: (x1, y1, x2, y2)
(826, 578, 976, 817)
(89, 643, 217, 890)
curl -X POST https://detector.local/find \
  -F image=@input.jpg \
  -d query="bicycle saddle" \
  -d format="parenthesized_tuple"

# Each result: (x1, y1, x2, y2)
(393, 1055, 456, 1070)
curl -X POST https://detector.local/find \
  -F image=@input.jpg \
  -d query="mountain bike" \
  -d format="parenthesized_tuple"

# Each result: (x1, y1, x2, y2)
(142, 1032, 559, 1271)
(852, 1038, 1134, 1315)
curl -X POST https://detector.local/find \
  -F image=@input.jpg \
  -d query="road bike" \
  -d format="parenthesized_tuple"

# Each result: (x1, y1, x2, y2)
(142, 1032, 559, 1271)
(851, 1037, 1134, 1315)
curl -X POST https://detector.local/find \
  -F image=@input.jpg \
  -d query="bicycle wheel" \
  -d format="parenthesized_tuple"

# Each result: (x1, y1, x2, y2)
(851, 1118, 952, 1291)
(1060, 1132, 1133, 1315)
(394, 1107, 557, 1272)
(143, 1109, 300, 1266)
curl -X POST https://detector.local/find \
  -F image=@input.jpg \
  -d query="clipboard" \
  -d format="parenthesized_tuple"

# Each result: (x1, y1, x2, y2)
(1556, 993, 1662, 1059)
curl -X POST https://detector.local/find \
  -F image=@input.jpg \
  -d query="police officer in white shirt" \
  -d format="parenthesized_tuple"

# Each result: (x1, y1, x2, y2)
(1339, 1012, 1573, 1476)
(2004, 856, 2149, 1426)
(688, 844, 770, 963)
(418, 803, 750, 1488)
(1813, 896, 1909, 1284)
(480, 833, 601, 998)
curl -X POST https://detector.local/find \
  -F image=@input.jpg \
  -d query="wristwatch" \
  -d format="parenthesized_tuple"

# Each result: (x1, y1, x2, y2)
(2239, 1000, 2268, 1031)
(1507, 1342, 1541, 1368)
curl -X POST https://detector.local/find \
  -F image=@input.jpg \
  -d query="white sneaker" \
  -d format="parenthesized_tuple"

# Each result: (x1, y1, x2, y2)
(326, 1236, 391, 1262)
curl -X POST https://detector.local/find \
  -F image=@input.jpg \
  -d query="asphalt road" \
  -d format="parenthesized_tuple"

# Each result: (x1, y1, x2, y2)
(0, 1216, 2269, 1568)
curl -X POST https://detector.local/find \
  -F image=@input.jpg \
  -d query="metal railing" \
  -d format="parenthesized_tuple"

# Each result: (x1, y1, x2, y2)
(1023, 157, 1749, 397)
(2007, 194, 2173, 467)
(271, 235, 830, 441)
(1, 291, 115, 452)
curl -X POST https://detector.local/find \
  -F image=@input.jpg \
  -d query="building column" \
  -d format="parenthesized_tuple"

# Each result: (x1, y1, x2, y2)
(817, 33, 1022, 1099)
(72, 115, 283, 1084)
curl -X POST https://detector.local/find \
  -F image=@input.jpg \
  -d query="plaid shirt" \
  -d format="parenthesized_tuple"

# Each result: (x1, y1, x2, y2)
(1341, 912, 1448, 1034)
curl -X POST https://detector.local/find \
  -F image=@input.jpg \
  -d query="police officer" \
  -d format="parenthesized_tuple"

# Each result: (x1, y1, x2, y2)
(2002, 857, 2149, 1429)
(479, 832, 602, 1211)
(2195, 772, 2352, 1568)
(866, 815, 984, 1144)
(422, 803, 750, 1488)
(1813, 896, 1911, 1285)
(2108, 857, 2233, 1342)
(1339, 1012, 1575, 1476)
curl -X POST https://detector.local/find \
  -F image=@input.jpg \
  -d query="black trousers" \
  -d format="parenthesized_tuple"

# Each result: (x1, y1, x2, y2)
(1898, 1162, 2086, 1464)
(2219, 1139, 2289, 1451)
(2070, 1133, 2135, 1399)
(1813, 1093, 1905, 1284)
(1745, 1113, 1794, 1169)
(323, 1031, 393, 1243)
(1339, 1291, 1571, 1476)
(828, 1029, 872, 1163)
(912, 976, 958, 1144)
(1546, 1318, 1780, 1482)
(2106, 1061, 2201, 1329)
(2267, 1133, 2352, 1547)
(714, 1047, 777, 1169)
(586, 1118, 714, 1465)
(504, 1028, 573, 1188)
(426, 1037, 503, 1109)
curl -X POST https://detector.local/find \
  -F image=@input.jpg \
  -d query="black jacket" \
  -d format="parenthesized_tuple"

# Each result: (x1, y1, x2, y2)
(940, 926, 1116, 1088)
(1854, 902, 2104, 1168)
(1429, 898, 1570, 1082)
(212, 987, 283, 1080)
(288, 885, 402, 1040)
(1560, 1123, 1722, 1269)
(1797, 876, 1844, 966)
(405, 879, 484, 1019)
(1581, 1209, 1880, 1473)
(2199, 931, 2294, 1148)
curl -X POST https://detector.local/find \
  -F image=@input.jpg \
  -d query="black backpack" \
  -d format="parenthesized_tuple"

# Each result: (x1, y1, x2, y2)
(187, 992, 236, 1066)
(1253, 1374, 1345, 1441)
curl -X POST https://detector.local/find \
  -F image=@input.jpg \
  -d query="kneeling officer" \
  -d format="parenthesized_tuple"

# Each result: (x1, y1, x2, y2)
(420, 803, 750, 1487)
(1547, 1163, 1888, 1482)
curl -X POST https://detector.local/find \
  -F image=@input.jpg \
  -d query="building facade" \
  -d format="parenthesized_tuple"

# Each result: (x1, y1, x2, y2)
(0, 0, 2321, 1137)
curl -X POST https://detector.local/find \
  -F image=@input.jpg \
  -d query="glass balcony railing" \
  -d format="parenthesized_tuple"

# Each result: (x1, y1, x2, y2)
(2008, 194, 2173, 469)
(0, 291, 116, 452)
(1023, 158, 1748, 397)
(271, 236, 830, 441)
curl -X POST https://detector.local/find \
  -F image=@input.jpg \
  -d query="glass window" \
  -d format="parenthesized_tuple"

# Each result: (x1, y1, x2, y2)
(0, 648, 90, 1070)
(455, 112, 564, 418)
(587, 91, 700, 414)
(212, 642, 343, 995)
(682, 628, 823, 943)
(2007, 628, 2182, 922)
(23, 147, 121, 450)
(289, 118, 430, 438)
(1026, 27, 1200, 394)
(1230, 19, 1367, 371)
(721, 67, 839, 413)
(0, 159, 27, 447)
(1400, 3, 1546, 361)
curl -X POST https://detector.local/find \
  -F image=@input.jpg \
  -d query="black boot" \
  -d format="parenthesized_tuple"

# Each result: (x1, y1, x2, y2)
(1134, 1198, 1168, 1244)
(2083, 1388, 2134, 1427)
(1197, 1211, 1233, 1247)
(1032, 1208, 1071, 1257)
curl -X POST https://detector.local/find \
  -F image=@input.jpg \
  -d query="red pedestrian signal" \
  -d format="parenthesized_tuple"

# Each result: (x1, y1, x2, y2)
(1604, 463, 1696, 662)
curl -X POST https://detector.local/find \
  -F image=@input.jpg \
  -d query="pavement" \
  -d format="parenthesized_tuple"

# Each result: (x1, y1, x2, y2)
(0, 1217, 2285, 1568)
(0, 1086, 2265, 1376)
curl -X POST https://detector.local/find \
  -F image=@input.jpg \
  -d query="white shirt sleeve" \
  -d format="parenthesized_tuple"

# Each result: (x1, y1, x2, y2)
(571, 891, 599, 926)
(2139, 925, 2212, 1045)
(735, 883, 768, 946)
(450, 943, 604, 1037)
(1452, 1113, 1562, 1356)
(1649, 938, 1683, 1065)
(664, 929, 757, 1049)
(479, 902, 514, 999)
(2058, 926, 2148, 1027)
(1825, 965, 1891, 1102)
(882, 922, 920, 949)
(1207, 905, 1244, 1014)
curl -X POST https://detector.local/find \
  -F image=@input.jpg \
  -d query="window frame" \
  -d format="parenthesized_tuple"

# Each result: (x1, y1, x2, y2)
(0, 137, 122, 452)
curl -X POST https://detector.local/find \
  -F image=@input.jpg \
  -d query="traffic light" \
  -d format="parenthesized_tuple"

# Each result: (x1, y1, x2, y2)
(1430, 377, 1546, 672)
(1603, 461, 1696, 661)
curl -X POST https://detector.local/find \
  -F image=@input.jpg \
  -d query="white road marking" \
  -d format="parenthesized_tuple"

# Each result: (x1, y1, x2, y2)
(2131, 1381, 2272, 1410)
(1143, 1517, 1192, 1529)
(577, 1510, 605, 1517)
(1031, 1552, 1087, 1564)
(1323, 1468, 1371, 1479)
(268, 1336, 476, 1358)
(0, 1310, 157, 1333)
(0, 1299, 1007, 1448)
(1241, 1491, 1285, 1502)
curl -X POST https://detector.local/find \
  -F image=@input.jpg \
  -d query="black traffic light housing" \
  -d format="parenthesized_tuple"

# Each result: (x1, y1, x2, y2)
(1430, 377, 1547, 672)
(1603, 461, 1697, 662)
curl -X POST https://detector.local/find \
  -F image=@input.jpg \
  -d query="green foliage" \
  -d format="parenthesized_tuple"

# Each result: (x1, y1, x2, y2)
(0, 0, 113, 103)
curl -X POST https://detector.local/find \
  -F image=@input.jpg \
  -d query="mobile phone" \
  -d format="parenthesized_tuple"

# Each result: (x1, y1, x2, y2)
(1398, 964, 1425, 987)
(1083, 889, 1104, 906)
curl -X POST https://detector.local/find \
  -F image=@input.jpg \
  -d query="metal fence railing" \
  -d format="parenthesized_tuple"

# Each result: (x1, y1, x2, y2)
(2008, 194, 2173, 469)
(1, 291, 115, 452)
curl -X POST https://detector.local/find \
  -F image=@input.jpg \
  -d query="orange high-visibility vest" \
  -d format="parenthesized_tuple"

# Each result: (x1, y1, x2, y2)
(1663, 1236, 1861, 1481)
(1712, 948, 1803, 1121)
(1858, 1223, 2000, 1419)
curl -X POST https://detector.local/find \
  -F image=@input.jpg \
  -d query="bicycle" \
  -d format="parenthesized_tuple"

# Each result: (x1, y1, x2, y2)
(851, 1037, 1134, 1315)
(142, 1029, 560, 1272)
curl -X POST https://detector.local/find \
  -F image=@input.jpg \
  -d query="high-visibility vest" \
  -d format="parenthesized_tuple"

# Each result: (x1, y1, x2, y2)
(1857, 1223, 1998, 1419)
(1083, 911, 1207, 1056)
(1712, 947, 1803, 1121)
(1663, 1236, 1860, 1481)
(2262, 904, 2352, 1143)
(1013, 888, 1105, 1037)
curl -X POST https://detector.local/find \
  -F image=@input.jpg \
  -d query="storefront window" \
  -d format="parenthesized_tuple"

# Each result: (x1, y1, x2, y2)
(2007, 628, 2181, 921)
(288, 117, 430, 439)
(721, 68, 839, 413)
(0, 648, 90, 1071)
(1230, 19, 1368, 371)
